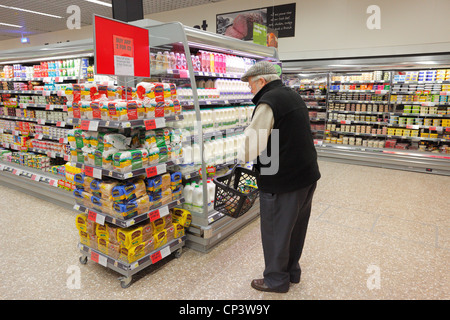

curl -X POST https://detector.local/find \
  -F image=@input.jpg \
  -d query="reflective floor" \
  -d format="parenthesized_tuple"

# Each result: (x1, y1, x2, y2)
(0, 160, 448, 300)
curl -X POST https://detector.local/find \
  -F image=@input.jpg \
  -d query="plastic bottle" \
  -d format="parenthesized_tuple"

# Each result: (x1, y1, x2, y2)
(169, 52, 177, 70)
(193, 143, 201, 164)
(156, 51, 164, 71)
(216, 138, 224, 165)
(207, 179, 215, 205)
(163, 51, 170, 69)
(183, 183, 194, 211)
(204, 140, 213, 164)
(183, 145, 193, 164)
(175, 52, 181, 70)
(192, 184, 203, 213)
(180, 53, 187, 70)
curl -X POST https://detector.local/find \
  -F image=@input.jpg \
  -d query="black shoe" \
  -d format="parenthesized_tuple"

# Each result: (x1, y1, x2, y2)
(251, 279, 289, 293)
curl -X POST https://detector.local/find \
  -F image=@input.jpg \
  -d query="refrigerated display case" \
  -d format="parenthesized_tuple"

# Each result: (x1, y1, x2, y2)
(0, 42, 96, 208)
(282, 54, 450, 176)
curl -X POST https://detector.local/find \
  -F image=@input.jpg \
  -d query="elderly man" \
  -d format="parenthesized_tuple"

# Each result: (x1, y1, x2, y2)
(238, 61, 321, 293)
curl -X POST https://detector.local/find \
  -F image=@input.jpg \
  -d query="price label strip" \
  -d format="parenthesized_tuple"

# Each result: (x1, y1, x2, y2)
(150, 245, 171, 264)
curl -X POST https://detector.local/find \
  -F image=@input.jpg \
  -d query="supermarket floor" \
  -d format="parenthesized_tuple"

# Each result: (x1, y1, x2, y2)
(0, 160, 449, 300)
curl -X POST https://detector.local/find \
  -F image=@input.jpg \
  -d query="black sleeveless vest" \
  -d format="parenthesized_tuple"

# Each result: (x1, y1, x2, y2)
(251, 80, 320, 193)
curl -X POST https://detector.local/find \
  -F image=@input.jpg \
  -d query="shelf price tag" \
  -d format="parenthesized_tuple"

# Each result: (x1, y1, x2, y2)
(148, 208, 161, 221)
(87, 210, 106, 225)
(150, 251, 162, 264)
(84, 166, 102, 179)
(91, 251, 107, 267)
(145, 163, 166, 178)
(150, 246, 170, 264)
(148, 205, 169, 222)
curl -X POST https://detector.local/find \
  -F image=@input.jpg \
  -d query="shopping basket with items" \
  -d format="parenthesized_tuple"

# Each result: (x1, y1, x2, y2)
(213, 164, 259, 218)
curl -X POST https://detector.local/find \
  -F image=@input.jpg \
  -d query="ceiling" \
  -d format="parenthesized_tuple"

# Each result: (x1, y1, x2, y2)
(0, 0, 225, 41)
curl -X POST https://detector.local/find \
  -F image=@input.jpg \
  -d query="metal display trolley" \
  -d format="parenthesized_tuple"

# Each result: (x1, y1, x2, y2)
(282, 54, 450, 175)
(79, 237, 186, 288)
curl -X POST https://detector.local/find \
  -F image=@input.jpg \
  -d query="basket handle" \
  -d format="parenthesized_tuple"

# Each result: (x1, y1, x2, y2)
(226, 164, 239, 187)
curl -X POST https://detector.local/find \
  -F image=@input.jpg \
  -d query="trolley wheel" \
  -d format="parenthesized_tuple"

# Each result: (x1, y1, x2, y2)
(79, 256, 88, 265)
(119, 276, 132, 289)
(174, 248, 183, 259)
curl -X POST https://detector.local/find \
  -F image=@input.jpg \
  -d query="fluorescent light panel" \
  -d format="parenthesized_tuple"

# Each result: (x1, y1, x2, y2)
(84, 0, 112, 7)
(0, 22, 23, 28)
(0, 4, 63, 18)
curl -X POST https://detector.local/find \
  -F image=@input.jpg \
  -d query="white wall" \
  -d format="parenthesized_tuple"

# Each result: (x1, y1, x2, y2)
(1, 0, 450, 61)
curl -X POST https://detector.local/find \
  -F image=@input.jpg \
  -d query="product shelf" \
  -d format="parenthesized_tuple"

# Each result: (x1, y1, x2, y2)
(70, 157, 184, 180)
(74, 197, 185, 228)
(0, 90, 61, 95)
(78, 236, 186, 288)
(180, 98, 253, 107)
(0, 76, 80, 82)
(0, 159, 61, 187)
(67, 114, 183, 130)
(0, 115, 70, 126)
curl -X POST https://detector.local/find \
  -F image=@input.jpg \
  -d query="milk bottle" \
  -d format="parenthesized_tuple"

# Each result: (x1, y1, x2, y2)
(192, 184, 203, 213)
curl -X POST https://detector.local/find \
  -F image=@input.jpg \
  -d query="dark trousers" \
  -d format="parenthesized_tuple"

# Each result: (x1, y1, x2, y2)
(259, 182, 317, 291)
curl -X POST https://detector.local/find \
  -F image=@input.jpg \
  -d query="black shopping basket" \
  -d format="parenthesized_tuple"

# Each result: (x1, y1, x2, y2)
(213, 165, 259, 219)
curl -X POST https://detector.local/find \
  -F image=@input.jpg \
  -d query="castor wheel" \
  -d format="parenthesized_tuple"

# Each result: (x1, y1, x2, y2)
(79, 256, 88, 265)
(174, 248, 183, 259)
(119, 276, 132, 288)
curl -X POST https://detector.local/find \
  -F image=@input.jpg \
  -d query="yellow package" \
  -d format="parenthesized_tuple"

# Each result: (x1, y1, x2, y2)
(152, 214, 172, 234)
(97, 238, 109, 255)
(171, 208, 192, 228)
(117, 226, 143, 248)
(96, 224, 109, 240)
(75, 214, 88, 232)
(79, 230, 91, 247)
(172, 223, 185, 239)
(153, 229, 167, 249)
(119, 240, 150, 263)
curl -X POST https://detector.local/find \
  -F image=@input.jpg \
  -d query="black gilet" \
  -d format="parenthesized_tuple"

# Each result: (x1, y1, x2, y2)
(251, 79, 321, 193)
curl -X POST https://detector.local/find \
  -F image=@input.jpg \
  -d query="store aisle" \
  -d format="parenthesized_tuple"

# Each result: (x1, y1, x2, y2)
(0, 160, 448, 300)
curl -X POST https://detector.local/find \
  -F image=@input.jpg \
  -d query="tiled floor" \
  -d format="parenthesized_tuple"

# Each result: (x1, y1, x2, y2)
(0, 160, 448, 300)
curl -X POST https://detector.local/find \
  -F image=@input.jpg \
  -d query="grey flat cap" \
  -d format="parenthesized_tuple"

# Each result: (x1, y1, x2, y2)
(241, 61, 279, 82)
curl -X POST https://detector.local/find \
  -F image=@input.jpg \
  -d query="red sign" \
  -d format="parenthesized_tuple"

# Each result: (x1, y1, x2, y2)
(94, 15, 150, 77)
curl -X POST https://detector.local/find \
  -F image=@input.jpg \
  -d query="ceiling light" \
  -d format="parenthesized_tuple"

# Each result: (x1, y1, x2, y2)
(84, 0, 112, 7)
(0, 22, 23, 28)
(0, 4, 63, 18)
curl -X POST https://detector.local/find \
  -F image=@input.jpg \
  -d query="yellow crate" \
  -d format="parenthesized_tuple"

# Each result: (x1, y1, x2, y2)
(395, 129, 404, 136)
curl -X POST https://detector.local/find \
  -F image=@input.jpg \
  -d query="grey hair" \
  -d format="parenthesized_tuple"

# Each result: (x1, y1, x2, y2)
(251, 74, 280, 83)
